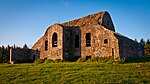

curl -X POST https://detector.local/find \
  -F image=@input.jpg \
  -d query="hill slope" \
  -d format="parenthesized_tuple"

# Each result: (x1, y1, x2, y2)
(0, 62, 150, 83)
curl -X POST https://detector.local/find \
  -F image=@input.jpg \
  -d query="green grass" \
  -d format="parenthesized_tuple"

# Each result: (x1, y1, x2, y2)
(0, 62, 150, 84)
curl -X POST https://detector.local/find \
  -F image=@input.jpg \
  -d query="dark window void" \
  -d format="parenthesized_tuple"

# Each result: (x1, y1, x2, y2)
(52, 33, 57, 47)
(75, 35, 79, 48)
(104, 39, 108, 44)
(86, 56, 91, 60)
(86, 33, 91, 47)
(33, 55, 35, 61)
(36, 49, 38, 52)
(45, 40, 48, 51)
(112, 48, 114, 56)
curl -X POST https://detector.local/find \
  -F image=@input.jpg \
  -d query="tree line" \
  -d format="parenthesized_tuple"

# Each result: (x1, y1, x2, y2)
(0, 44, 29, 63)
(137, 38, 150, 56)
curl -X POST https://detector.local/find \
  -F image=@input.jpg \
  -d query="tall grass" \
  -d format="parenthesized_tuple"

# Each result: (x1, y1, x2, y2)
(34, 56, 150, 64)
(0, 61, 150, 83)
(0, 56, 150, 83)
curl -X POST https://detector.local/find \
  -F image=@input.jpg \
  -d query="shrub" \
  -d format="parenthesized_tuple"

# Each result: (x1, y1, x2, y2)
(105, 58, 114, 64)
(44, 59, 54, 63)
(61, 59, 67, 62)
(86, 58, 92, 62)
(97, 57, 106, 63)
(96, 57, 114, 63)
(77, 58, 86, 62)
(124, 56, 150, 63)
(76, 57, 114, 63)
(112, 57, 126, 64)
(90, 57, 102, 62)
(17, 59, 33, 63)
(53, 59, 62, 63)
(34, 59, 44, 64)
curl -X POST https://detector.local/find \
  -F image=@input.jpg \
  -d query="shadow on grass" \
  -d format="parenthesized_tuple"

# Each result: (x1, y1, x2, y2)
(24, 55, 150, 64)
(123, 56, 150, 63)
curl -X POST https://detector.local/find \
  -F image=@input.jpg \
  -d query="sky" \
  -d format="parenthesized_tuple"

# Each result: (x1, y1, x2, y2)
(0, 0, 150, 48)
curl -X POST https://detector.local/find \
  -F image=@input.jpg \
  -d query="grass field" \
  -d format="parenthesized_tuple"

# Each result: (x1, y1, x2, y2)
(0, 61, 150, 84)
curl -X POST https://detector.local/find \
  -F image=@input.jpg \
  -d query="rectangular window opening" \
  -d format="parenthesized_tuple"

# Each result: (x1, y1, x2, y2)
(45, 40, 48, 51)
(112, 48, 114, 56)
(104, 39, 108, 44)
(86, 33, 91, 47)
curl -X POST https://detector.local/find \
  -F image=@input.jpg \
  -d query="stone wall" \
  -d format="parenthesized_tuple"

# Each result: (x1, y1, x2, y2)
(32, 24, 63, 60)
(114, 33, 144, 58)
(79, 24, 119, 59)
(12, 48, 40, 63)
(32, 35, 47, 59)
(47, 24, 63, 60)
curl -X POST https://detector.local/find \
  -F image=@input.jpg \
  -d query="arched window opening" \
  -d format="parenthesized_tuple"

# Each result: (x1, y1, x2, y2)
(75, 35, 79, 48)
(86, 33, 91, 47)
(36, 49, 38, 52)
(52, 33, 58, 47)
(104, 39, 108, 44)
(45, 40, 48, 51)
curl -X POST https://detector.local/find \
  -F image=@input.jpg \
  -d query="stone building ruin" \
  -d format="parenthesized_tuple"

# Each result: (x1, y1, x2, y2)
(9, 47, 40, 63)
(32, 11, 144, 60)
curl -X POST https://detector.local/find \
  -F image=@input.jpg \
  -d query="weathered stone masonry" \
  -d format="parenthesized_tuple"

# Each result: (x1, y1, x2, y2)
(32, 11, 144, 60)
(10, 48, 40, 63)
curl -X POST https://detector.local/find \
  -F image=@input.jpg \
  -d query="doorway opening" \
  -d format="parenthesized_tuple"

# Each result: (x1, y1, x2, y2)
(86, 56, 91, 60)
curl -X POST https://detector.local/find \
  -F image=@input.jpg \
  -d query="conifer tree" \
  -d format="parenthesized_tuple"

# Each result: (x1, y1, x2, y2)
(140, 38, 145, 45)
(23, 44, 28, 49)
(145, 39, 150, 56)
(134, 39, 138, 43)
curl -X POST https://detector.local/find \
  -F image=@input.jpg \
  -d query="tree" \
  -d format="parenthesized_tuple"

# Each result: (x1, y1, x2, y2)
(140, 38, 145, 45)
(145, 39, 150, 56)
(146, 39, 150, 44)
(134, 39, 138, 43)
(0, 46, 7, 63)
(1, 45, 5, 55)
(0, 46, 2, 63)
(23, 44, 28, 49)
(0, 45, 11, 63)
(13, 44, 16, 49)
(6, 45, 10, 61)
